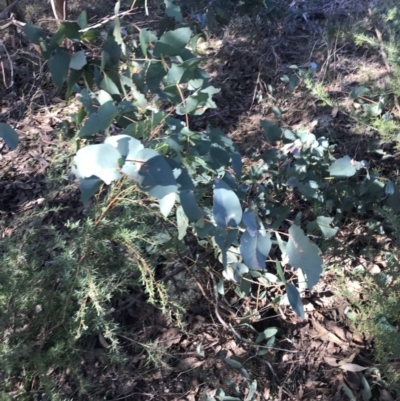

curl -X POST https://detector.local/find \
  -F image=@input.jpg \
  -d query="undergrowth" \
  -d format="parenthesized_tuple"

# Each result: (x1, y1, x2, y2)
(0, 145, 174, 399)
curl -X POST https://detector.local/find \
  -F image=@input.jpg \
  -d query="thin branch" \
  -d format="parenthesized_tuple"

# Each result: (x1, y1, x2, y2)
(0, 0, 20, 20)
(78, 9, 137, 33)
(0, 39, 13, 88)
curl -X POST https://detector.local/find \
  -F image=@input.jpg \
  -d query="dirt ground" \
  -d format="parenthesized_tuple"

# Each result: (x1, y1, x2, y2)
(0, 0, 399, 400)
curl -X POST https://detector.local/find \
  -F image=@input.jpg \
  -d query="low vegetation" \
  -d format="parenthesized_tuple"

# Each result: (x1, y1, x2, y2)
(1, 0, 400, 399)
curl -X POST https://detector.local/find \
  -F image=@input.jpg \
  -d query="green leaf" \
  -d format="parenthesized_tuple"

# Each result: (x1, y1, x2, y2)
(100, 74, 120, 95)
(165, 159, 195, 191)
(194, 219, 215, 239)
(112, 6, 126, 56)
(81, 29, 98, 42)
(286, 225, 323, 289)
(0, 123, 18, 149)
(77, 10, 88, 29)
(177, 205, 189, 240)
(51, 22, 81, 46)
(210, 146, 230, 168)
(78, 176, 103, 205)
(50, 48, 70, 89)
(240, 276, 252, 296)
(104, 134, 144, 160)
(97, 89, 113, 105)
(66, 68, 82, 100)
(213, 179, 242, 228)
(153, 27, 192, 58)
(79, 101, 118, 137)
(164, 0, 182, 21)
(307, 216, 338, 239)
(256, 327, 278, 343)
(159, 192, 175, 217)
(350, 86, 370, 99)
(386, 182, 400, 212)
(286, 283, 305, 319)
(361, 375, 372, 401)
(165, 58, 202, 85)
(177, 85, 220, 115)
(242, 209, 258, 236)
(240, 230, 271, 270)
(119, 72, 147, 109)
(180, 190, 204, 221)
(329, 156, 360, 177)
(215, 227, 238, 268)
(122, 149, 177, 199)
(102, 34, 122, 65)
(73, 144, 122, 185)
(224, 358, 242, 369)
(121, 111, 166, 140)
(275, 260, 286, 283)
(24, 24, 46, 45)
(261, 120, 282, 142)
(223, 263, 248, 282)
(146, 61, 168, 93)
(231, 153, 242, 179)
(139, 29, 157, 56)
(62, 22, 81, 40)
(70, 50, 87, 70)
(244, 381, 257, 401)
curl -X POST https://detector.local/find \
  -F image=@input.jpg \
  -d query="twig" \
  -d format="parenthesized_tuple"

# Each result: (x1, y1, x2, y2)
(0, 41, 14, 89)
(78, 9, 136, 33)
(0, 0, 20, 20)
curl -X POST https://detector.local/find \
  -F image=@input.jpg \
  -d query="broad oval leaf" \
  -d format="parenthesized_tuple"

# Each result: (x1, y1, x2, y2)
(140, 28, 157, 56)
(70, 50, 87, 70)
(79, 101, 118, 137)
(123, 148, 177, 199)
(215, 227, 238, 268)
(73, 144, 122, 185)
(350, 86, 370, 99)
(78, 176, 103, 205)
(50, 48, 70, 89)
(286, 225, 323, 289)
(307, 216, 338, 239)
(24, 24, 46, 45)
(242, 209, 258, 237)
(213, 179, 242, 228)
(0, 123, 18, 149)
(104, 135, 144, 160)
(180, 190, 204, 222)
(286, 283, 305, 319)
(165, 159, 195, 191)
(223, 262, 249, 282)
(329, 156, 359, 178)
(240, 230, 271, 270)
(153, 27, 192, 58)
(255, 327, 278, 343)
(231, 152, 242, 179)
(261, 120, 282, 142)
(159, 192, 175, 217)
(224, 358, 242, 369)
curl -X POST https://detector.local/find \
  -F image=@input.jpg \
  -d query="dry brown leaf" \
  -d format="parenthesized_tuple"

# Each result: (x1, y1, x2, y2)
(324, 356, 339, 367)
(340, 352, 357, 364)
(339, 363, 367, 372)
(174, 357, 205, 372)
(156, 327, 181, 349)
(311, 320, 346, 347)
